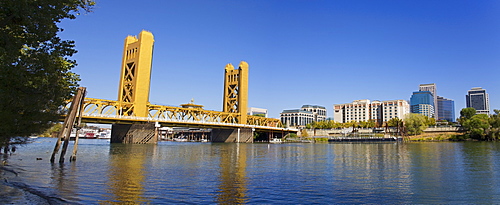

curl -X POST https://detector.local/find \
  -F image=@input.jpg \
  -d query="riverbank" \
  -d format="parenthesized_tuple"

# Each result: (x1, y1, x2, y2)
(406, 132, 465, 141)
(1, 152, 67, 204)
(299, 133, 467, 142)
(1, 165, 51, 204)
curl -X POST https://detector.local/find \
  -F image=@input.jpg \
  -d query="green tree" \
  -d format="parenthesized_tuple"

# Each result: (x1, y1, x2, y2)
(460, 107, 477, 122)
(366, 120, 376, 128)
(39, 123, 63, 137)
(489, 110, 500, 140)
(404, 113, 428, 135)
(423, 116, 436, 126)
(253, 113, 266, 117)
(358, 121, 368, 128)
(387, 117, 403, 127)
(462, 114, 490, 140)
(305, 121, 316, 129)
(0, 0, 94, 146)
(344, 121, 357, 129)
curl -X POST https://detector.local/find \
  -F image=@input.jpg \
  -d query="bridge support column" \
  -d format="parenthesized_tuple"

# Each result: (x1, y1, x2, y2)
(111, 123, 157, 144)
(211, 128, 253, 143)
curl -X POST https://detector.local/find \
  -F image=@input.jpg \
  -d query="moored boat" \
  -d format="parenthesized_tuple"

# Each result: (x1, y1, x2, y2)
(328, 136, 401, 142)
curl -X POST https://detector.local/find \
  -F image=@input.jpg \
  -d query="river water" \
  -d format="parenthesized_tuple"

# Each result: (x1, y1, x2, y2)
(1, 137, 500, 204)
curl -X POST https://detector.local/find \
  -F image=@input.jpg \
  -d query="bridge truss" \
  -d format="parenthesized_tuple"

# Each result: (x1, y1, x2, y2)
(65, 98, 288, 131)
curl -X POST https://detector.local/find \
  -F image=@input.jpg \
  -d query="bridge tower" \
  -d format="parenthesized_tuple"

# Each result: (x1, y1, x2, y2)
(223, 61, 249, 124)
(117, 30, 154, 117)
(212, 62, 253, 143)
(112, 31, 157, 144)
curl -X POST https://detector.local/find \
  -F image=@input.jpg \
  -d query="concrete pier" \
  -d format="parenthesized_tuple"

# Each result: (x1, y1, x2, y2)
(111, 123, 157, 144)
(211, 128, 253, 143)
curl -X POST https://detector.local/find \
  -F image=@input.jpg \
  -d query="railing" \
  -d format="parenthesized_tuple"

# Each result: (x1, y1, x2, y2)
(81, 113, 290, 131)
(62, 98, 290, 131)
(424, 126, 463, 132)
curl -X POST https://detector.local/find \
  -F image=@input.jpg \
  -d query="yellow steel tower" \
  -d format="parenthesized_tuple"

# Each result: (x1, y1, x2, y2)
(223, 61, 248, 124)
(117, 31, 154, 117)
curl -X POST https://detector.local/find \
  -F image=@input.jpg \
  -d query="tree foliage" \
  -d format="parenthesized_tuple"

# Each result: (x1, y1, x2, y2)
(307, 120, 350, 129)
(459, 108, 500, 141)
(489, 110, 500, 140)
(460, 107, 476, 121)
(253, 113, 266, 117)
(461, 114, 490, 140)
(387, 117, 403, 127)
(0, 0, 94, 145)
(404, 113, 429, 135)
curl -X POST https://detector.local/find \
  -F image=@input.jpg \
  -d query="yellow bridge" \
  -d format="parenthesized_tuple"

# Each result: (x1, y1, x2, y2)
(61, 30, 296, 144)
(75, 98, 284, 131)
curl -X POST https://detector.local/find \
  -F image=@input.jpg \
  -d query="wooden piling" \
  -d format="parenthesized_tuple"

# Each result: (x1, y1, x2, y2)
(70, 92, 86, 162)
(50, 87, 86, 163)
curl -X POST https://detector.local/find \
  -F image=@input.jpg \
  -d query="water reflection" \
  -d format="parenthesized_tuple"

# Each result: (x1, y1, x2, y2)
(215, 143, 249, 204)
(460, 143, 500, 202)
(100, 144, 155, 204)
(4, 138, 500, 204)
(49, 163, 78, 202)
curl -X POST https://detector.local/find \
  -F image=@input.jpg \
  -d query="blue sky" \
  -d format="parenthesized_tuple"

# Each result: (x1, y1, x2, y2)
(59, 0, 500, 119)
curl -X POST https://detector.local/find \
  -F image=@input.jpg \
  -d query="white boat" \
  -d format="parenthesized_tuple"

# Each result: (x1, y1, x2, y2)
(98, 130, 111, 139)
(269, 138, 283, 143)
(174, 137, 188, 142)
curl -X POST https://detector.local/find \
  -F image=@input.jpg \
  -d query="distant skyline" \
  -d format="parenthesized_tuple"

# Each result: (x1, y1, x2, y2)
(59, 0, 499, 119)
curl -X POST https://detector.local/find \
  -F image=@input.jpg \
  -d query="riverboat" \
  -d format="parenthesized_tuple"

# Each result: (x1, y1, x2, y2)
(269, 138, 283, 143)
(328, 136, 401, 142)
(69, 128, 99, 140)
(97, 130, 111, 139)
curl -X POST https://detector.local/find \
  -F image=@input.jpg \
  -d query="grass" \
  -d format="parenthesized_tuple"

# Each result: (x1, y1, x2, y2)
(406, 132, 465, 142)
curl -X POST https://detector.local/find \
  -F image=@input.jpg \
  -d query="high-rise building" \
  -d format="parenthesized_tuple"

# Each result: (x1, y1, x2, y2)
(410, 91, 435, 118)
(466, 87, 490, 115)
(333, 99, 409, 125)
(419, 83, 438, 119)
(437, 96, 455, 122)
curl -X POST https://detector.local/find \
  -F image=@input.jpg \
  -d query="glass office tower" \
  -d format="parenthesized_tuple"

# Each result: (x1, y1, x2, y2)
(437, 96, 455, 122)
(466, 87, 490, 115)
(410, 91, 435, 118)
(419, 83, 438, 119)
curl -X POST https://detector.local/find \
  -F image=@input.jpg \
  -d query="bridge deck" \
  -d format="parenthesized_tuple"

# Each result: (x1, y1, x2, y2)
(63, 98, 297, 133)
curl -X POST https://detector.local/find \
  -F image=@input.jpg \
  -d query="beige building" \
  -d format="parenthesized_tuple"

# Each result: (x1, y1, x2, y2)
(248, 107, 268, 117)
(280, 105, 327, 128)
(333, 99, 409, 125)
(280, 109, 315, 128)
(300, 105, 327, 121)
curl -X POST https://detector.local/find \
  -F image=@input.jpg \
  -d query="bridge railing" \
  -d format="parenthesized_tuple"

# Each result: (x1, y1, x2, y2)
(63, 98, 284, 128)
(81, 113, 289, 131)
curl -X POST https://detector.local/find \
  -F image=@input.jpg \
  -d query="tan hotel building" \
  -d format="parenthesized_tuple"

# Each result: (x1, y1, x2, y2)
(333, 99, 409, 125)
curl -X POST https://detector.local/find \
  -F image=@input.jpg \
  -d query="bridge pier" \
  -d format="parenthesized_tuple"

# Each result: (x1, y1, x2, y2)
(211, 128, 253, 143)
(111, 123, 157, 144)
